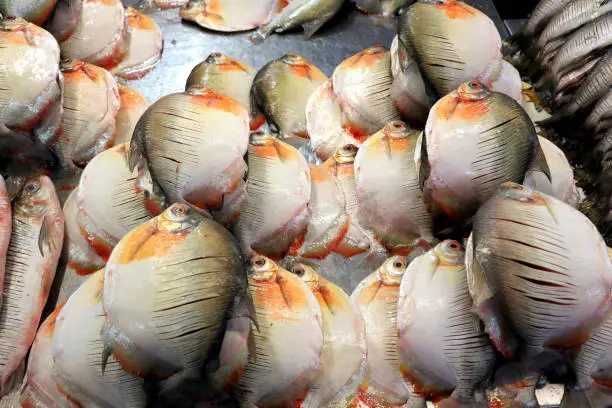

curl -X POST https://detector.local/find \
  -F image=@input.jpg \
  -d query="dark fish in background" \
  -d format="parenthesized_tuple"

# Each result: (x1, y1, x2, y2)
(585, 88, 612, 129)
(555, 57, 600, 95)
(524, 0, 573, 36)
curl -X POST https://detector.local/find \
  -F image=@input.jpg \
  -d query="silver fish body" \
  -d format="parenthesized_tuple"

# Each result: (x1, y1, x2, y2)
(562, 48, 612, 115)
(586, 88, 612, 128)
(555, 57, 601, 95)
(524, 0, 573, 36)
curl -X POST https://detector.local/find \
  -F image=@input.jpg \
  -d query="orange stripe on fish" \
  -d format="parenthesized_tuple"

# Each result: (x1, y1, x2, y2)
(190, 88, 245, 116)
(40, 302, 66, 336)
(343, 122, 370, 144)
(250, 113, 267, 130)
(340, 47, 386, 70)
(119, 86, 147, 108)
(84, 0, 121, 5)
(56, 384, 84, 408)
(126, 8, 157, 31)
(128, 230, 189, 262)
(436, 0, 478, 19)
(251, 140, 301, 161)
(217, 59, 250, 72)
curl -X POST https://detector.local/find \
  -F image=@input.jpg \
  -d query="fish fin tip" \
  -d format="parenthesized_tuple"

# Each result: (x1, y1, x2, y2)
(527, 141, 552, 183)
(38, 215, 53, 257)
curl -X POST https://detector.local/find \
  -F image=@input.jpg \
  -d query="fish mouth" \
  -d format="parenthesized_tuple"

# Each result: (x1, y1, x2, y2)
(249, 130, 274, 145)
(0, 16, 25, 31)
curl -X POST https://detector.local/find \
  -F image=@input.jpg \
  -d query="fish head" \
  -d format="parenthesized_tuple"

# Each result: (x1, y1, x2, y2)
(157, 203, 201, 233)
(383, 120, 412, 139)
(248, 255, 279, 283)
(497, 182, 547, 206)
(249, 129, 274, 146)
(204, 52, 250, 72)
(13, 175, 55, 218)
(60, 57, 86, 73)
(333, 144, 359, 164)
(290, 263, 320, 291)
(279, 53, 326, 82)
(338, 45, 388, 72)
(377, 255, 408, 285)
(432, 239, 465, 269)
(0, 15, 27, 31)
(180, 0, 206, 20)
(457, 80, 491, 101)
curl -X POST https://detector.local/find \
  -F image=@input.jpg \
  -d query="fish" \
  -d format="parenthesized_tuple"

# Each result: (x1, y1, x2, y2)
(289, 263, 366, 407)
(354, 121, 435, 254)
(111, 7, 163, 80)
(306, 79, 359, 160)
(419, 80, 549, 223)
(232, 131, 311, 259)
(536, 35, 566, 67)
(524, 0, 573, 36)
(185, 53, 262, 129)
(59, 0, 128, 69)
(354, 0, 413, 16)
(555, 57, 601, 95)
(0, 176, 10, 309)
(485, 60, 523, 103)
(18, 303, 71, 408)
(103, 203, 247, 380)
(351, 255, 424, 406)
(390, 36, 433, 127)
(52, 59, 121, 170)
(251, 54, 327, 147)
(115, 85, 150, 146)
(466, 182, 612, 361)
(550, 14, 612, 83)
(0, 175, 64, 394)
(232, 255, 323, 408)
(586, 88, 612, 128)
(398, 0, 502, 97)
(53, 270, 147, 407)
(44, 0, 82, 43)
(129, 86, 249, 213)
(537, 0, 612, 50)
(250, 0, 344, 43)
(148, 0, 189, 9)
(524, 137, 580, 207)
(180, 0, 278, 32)
(332, 46, 401, 139)
(397, 240, 496, 407)
(0, 17, 62, 146)
(0, 0, 57, 25)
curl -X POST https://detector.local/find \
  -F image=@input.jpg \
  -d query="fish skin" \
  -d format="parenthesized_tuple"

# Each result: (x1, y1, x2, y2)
(232, 132, 311, 259)
(524, 0, 573, 36)
(466, 182, 612, 360)
(103, 203, 247, 380)
(53, 59, 121, 170)
(252, 54, 327, 147)
(250, 0, 344, 43)
(0, 17, 62, 146)
(0, 0, 57, 26)
(111, 7, 163, 80)
(53, 270, 147, 408)
(555, 57, 600, 95)
(397, 240, 495, 406)
(180, 0, 278, 32)
(484, 60, 523, 103)
(354, 0, 413, 16)
(354, 121, 435, 254)
(420, 81, 543, 223)
(0, 176, 10, 310)
(290, 263, 366, 408)
(59, 0, 128, 69)
(536, 35, 566, 67)
(561, 48, 612, 115)
(129, 86, 249, 213)
(232, 256, 324, 408)
(550, 13, 612, 83)
(0, 175, 64, 394)
(586, 88, 612, 128)
(114, 84, 150, 146)
(333, 46, 401, 138)
(44, 0, 82, 43)
(398, 0, 502, 97)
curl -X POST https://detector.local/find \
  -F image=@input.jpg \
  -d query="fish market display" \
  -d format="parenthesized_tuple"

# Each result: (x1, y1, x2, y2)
(103, 203, 246, 379)
(233, 132, 311, 258)
(252, 54, 327, 147)
(111, 7, 163, 80)
(0, 17, 62, 145)
(129, 86, 249, 215)
(0, 176, 63, 394)
(0, 0, 57, 26)
(44, 0, 83, 43)
(354, 121, 435, 254)
(398, 240, 495, 406)
(115, 85, 150, 146)
(231, 256, 323, 407)
(419, 80, 548, 224)
(180, 0, 278, 32)
(354, 0, 412, 16)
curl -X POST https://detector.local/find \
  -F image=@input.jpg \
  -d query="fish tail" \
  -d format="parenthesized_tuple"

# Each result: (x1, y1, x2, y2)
(560, 383, 612, 408)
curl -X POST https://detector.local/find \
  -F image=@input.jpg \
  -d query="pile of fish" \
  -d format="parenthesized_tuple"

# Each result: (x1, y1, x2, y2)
(1, 0, 612, 407)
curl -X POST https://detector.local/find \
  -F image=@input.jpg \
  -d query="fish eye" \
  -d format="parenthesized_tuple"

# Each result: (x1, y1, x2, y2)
(252, 256, 267, 268)
(394, 260, 405, 269)
(171, 204, 189, 217)
(25, 183, 40, 193)
(390, 121, 406, 130)
(448, 242, 460, 250)
(343, 144, 357, 153)
(469, 80, 482, 89)
(292, 265, 305, 277)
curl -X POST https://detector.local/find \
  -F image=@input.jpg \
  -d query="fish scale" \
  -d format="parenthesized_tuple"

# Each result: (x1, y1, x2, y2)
(525, 0, 573, 35)
(565, 49, 612, 114)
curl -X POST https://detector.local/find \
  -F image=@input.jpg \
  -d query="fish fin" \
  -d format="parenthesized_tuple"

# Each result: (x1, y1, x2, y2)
(128, 116, 148, 173)
(302, 19, 326, 40)
(561, 383, 612, 408)
(38, 215, 53, 257)
(527, 141, 552, 183)
(416, 131, 430, 190)
(247, 324, 257, 364)
(249, 29, 268, 45)
(101, 331, 114, 375)
(232, 290, 259, 333)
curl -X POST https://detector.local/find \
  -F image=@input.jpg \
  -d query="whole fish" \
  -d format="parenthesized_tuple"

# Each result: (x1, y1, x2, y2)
(351, 256, 423, 406)
(397, 240, 496, 407)
(181, 0, 278, 32)
(398, 0, 502, 97)
(19, 303, 71, 408)
(0, 17, 62, 145)
(287, 164, 349, 260)
(115, 85, 150, 146)
(0, 176, 10, 309)
(419, 80, 549, 223)
(466, 182, 612, 360)
(536, 35, 566, 67)
(537, 0, 612, 50)
(550, 14, 612, 82)
(233, 132, 311, 259)
(586, 88, 612, 128)
(0, 175, 64, 394)
(129, 86, 249, 213)
(44, 0, 82, 43)
(0, 0, 57, 25)
(555, 57, 601, 95)
(103, 203, 247, 379)
(524, 0, 573, 36)
(332, 46, 401, 139)
(306, 79, 359, 160)
(53, 270, 147, 407)
(232, 256, 323, 408)
(250, 0, 344, 43)
(185, 53, 262, 128)
(354, 0, 413, 16)
(111, 7, 163, 80)
(354, 121, 435, 254)
(290, 263, 366, 408)
(53, 59, 120, 170)
(59, 0, 128, 69)
(560, 49, 612, 115)
(252, 54, 327, 147)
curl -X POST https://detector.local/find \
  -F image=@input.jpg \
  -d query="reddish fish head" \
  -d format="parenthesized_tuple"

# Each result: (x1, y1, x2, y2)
(383, 121, 411, 139)
(291, 263, 320, 291)
(14, 176, 55, 218)
(333, 144, 359, 164)
(248, 255, 279, 282)
(457, 80, 491, 101)
(378, 255, 408, 285)
(432, 240, 464, 268)
(157, 203, 201, 233)
(249, 129, 274, 145)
